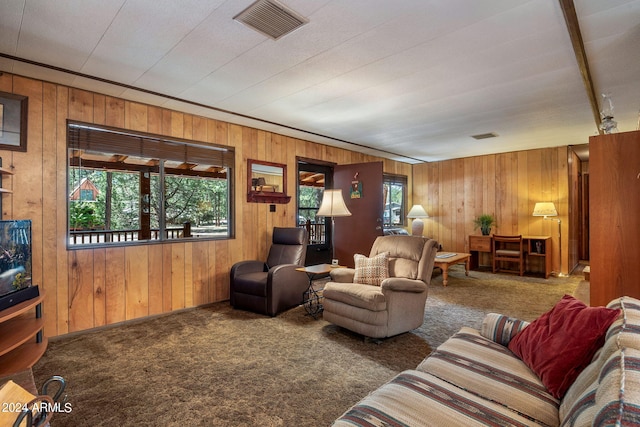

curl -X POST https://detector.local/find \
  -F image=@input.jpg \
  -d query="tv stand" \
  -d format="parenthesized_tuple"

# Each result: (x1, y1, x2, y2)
(0, 291, 47, 376)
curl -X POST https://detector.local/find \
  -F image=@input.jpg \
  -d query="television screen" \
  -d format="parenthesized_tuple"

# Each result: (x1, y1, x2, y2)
(0, 219, 32, 298)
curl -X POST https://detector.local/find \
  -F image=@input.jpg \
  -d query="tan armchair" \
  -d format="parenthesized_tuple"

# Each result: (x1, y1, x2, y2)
(323, 235, 439, 339)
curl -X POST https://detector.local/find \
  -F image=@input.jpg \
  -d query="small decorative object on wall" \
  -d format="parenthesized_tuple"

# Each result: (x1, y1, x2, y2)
(247, 159, 290, 203)
(473, 214, 496, 236)
(350, 172, 361, 199)
(0, 91, 28, 152)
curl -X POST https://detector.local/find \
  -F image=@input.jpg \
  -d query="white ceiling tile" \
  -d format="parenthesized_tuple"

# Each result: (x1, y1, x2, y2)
(0, 0, 24, 54)
(0, 0, 636, 161)
(133, 0, 262, 95)
(17, 0, 126, 70)
(80, 0, 226, 83)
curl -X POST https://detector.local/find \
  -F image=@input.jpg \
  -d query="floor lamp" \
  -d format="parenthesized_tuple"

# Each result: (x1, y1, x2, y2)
(532, 202, 563, 276)
(407, 204, 429, 236)
(317, 189, 352, 264)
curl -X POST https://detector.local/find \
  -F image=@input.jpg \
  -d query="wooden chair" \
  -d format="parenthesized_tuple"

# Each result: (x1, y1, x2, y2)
(492, 235, 525, 276)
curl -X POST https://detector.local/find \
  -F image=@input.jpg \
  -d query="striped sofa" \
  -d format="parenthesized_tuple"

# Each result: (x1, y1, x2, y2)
(332, 296, 640, 426)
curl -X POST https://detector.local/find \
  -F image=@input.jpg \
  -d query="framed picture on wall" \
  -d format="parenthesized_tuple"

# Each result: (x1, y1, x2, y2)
(350, 180, 362, 199)
(0, 91, 28, 152)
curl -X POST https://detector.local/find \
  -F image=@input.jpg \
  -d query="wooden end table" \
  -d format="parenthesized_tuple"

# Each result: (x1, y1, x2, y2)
(433, 252, 471, 287)
(296, 263, 344, 318)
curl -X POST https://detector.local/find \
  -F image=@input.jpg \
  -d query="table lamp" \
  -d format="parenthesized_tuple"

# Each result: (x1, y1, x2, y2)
(407, 204, 429, 236)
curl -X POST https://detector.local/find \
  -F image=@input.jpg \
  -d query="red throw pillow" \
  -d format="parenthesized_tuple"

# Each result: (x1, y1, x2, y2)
(508, 294, 620, 399)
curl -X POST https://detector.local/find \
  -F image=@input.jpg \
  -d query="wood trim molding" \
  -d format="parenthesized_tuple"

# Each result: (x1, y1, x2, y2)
(559, 0, 603, 135)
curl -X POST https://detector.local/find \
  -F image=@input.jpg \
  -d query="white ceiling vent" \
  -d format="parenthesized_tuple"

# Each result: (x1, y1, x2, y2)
(233, 0, 308, 40)
(471, 132, 499, 140)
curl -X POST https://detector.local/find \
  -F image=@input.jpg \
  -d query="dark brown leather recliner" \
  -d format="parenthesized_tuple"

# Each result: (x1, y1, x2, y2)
(230, 227, 308, 316)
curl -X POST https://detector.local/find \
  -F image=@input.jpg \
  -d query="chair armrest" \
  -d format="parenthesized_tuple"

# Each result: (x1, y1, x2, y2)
(329, 268, 356, 283)
(231, 260, 266, 277)
(380, 277, 427, 293)
(269, 264, 306, 282)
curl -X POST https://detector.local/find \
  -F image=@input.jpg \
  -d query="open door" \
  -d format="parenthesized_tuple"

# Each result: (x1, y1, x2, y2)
(333, 162, 384, 267)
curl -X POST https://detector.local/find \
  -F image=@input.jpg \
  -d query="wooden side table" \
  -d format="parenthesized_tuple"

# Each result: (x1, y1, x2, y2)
(433, 253, 471, 286)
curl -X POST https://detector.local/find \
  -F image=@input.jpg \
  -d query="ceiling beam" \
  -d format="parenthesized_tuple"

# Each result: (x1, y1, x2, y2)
(559, 0, 603, 135)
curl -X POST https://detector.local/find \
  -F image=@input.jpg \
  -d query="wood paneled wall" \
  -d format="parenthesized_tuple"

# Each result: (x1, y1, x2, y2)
(0, 73, 411, 338)
(0, 72, 577, 338)
(412, 148, 575, 275)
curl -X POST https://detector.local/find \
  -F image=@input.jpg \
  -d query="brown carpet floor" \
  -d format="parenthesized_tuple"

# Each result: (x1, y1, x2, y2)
(32, 266, 582, 426)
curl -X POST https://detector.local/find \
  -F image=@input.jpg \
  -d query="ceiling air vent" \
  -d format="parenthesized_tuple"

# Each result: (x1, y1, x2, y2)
(233, 0, 308, 40)
(471, 132, 499, 140)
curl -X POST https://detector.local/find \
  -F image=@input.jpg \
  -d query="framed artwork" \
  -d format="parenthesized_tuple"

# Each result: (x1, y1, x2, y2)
(0, 91, 28, 152)
(350, 180, 362, 199)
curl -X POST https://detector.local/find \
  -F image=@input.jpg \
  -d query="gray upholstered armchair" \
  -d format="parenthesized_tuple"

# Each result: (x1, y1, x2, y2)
(230, 227, 308, 316)
(323, 235, 438, 338)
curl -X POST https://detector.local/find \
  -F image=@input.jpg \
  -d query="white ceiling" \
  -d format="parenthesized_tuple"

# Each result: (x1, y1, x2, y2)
(0, 0, 638, 163)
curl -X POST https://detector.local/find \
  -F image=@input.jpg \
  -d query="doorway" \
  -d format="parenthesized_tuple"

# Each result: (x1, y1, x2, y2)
(579, 170, 589, 260)
(296, 160, 385, 267)
(333, 162, 384, 267)
(297, 160, 333, 265)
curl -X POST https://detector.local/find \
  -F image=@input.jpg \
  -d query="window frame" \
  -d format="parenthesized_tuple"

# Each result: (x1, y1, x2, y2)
(383, 173, 408, 229)
(66, 120, 235, 248)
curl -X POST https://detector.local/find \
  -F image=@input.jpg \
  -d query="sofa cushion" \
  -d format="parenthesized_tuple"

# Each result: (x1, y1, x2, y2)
(332, 369, 545, 427)
(481, 313, 530, 346)
(353, 252, 389, 286)
(562, 348, 640, 426)
(417, 327, 559, 426)
(509, 295, 620, 399)
(322, 282, 386, 311)
(604, 297, 640, 350)
(230, 271, 268, 296)
(559, 380, 599, 426)
(593, 347, 640, 425)
(560, 296, 640, 425)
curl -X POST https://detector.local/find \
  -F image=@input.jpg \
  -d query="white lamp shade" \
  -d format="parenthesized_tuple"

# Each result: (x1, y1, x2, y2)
(317, 189, 352, 217)
(407, 204, 428, 236)
(532, 202, 558, 217)
(407, 204, 429, 218)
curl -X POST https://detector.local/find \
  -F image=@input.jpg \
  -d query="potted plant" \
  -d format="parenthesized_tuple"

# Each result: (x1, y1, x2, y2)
(473, 214, 496, 236)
